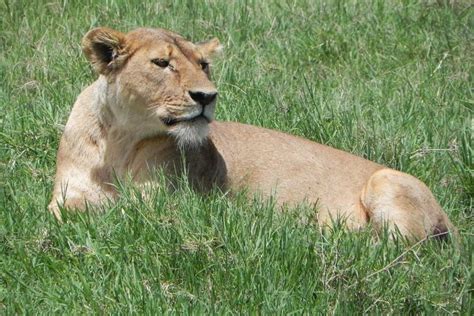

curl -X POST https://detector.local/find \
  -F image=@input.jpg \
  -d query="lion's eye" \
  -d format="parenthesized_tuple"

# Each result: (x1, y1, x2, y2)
(152, 58, 169, 68)
(200, 62, 209, 71)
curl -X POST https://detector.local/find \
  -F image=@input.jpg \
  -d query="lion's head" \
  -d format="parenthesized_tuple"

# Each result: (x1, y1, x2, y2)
(82, 27, 222, 147)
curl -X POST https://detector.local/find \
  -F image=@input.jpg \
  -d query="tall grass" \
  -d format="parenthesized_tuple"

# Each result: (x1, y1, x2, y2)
(0, 0, 472, 313)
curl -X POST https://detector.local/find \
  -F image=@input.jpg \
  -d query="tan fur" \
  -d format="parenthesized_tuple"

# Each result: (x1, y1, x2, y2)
(50, 27, 457, 241)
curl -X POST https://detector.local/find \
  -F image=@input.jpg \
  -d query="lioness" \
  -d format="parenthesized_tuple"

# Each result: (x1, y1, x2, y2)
(50, 27, 457, 241)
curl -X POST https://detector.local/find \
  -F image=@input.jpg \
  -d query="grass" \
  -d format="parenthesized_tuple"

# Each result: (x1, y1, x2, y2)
(1, 0, 472, 313)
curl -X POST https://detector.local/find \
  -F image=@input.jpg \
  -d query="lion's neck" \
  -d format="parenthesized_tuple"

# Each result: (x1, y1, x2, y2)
(90, 86, 172, 176)
(100, 125, 174, 176)
(98, 123, 225, 190)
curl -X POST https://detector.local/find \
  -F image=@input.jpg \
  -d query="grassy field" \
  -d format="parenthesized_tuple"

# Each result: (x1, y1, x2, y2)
(1, 0, 472, 313)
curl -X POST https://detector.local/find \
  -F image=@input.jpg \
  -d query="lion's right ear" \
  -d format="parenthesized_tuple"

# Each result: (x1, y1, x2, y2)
(82, 27, 127, 75)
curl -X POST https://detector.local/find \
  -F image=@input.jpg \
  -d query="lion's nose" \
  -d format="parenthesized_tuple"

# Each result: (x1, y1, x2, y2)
(189, 91, 217, 106)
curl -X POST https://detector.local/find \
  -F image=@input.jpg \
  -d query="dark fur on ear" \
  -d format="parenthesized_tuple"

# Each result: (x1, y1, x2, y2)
(82, 27, 127, 75)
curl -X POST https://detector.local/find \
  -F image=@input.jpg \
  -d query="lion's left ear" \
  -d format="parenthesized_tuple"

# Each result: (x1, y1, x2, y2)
(196, 38, 223, 58)
(82, 27, 128, 75)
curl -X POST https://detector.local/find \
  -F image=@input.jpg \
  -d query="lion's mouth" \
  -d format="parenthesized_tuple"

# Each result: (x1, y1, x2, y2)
(163, 111, 211, 126)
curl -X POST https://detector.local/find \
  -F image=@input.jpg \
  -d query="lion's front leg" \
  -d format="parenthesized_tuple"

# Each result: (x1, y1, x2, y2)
(49, 165, 116, 220)
(48, 196, 88, 221)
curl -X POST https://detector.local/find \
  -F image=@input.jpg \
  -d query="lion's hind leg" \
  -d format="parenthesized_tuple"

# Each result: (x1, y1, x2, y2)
(360, 169, 457, 241)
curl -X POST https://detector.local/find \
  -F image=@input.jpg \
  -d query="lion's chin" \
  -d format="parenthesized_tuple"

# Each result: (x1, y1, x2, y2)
(168, 118, 210, 149)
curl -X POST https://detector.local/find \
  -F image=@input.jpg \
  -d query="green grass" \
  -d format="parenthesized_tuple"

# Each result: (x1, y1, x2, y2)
(1, 0, 472, 313)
